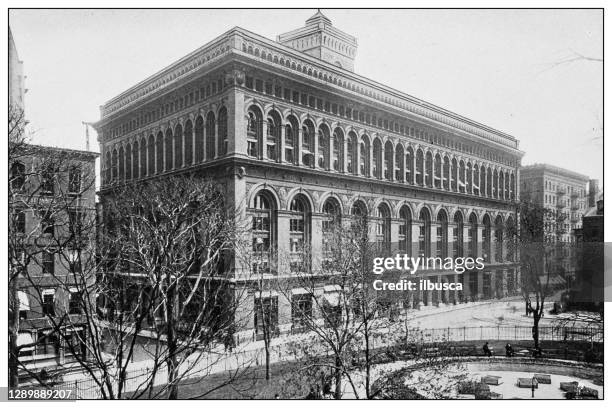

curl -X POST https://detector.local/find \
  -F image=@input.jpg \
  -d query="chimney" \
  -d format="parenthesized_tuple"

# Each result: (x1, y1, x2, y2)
(588, 179, 599, 208)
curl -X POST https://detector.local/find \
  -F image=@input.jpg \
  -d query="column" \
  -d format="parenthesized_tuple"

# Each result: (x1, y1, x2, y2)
(447, 222, 455, 259)
(477, 270, 484, 300)
(276, 213, 290, 274)
(230, 89, 247, 155)
(161, 134, 166, 172)
(453, 274, 459, 304)
(328, 130, 333, 171)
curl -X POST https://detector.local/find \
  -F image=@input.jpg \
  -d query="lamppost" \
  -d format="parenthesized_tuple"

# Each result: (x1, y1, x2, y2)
(531, 377, 538, 398)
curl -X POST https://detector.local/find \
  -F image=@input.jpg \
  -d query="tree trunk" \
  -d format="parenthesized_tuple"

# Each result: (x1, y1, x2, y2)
(532, 314, 540, 349)
(166, 284, 179, 399)
(9, 279, 19, 388)
(364, 324, 371, 399)
(334, 356, 342, 399)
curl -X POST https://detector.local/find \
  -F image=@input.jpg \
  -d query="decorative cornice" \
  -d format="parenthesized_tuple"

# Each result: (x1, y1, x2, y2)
(98, 27, 521, 153)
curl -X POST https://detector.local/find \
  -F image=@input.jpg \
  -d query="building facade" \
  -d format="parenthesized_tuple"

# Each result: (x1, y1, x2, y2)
(9, 145, 98, 379)
(95, 13, 523, 342)
(520, 163, 589, 243)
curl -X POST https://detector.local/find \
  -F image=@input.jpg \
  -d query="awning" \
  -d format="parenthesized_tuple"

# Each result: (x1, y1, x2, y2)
(18, 291, 30, 311)
(17, 332, 34, 349)
(291, 288, 311, 296)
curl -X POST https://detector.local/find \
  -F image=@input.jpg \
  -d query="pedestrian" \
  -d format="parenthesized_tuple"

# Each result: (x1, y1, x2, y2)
(483, 341, 492, 357)
(305, 386, 316, 399)
(505, 343, 514, 357)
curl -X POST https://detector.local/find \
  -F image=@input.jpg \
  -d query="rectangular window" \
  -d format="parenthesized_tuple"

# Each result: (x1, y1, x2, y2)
(69, 290, 82, 314)
(42, 251, 54, 275)
(42, 290, 55, 316)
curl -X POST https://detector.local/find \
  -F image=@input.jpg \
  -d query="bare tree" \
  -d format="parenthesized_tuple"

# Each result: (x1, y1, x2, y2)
(275, 213, 396, 399)
(98, 175, 250, 398)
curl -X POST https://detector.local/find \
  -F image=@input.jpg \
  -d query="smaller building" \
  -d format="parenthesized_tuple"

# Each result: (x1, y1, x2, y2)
(9, 144, 98, 381)
(519, 163, 590, 291)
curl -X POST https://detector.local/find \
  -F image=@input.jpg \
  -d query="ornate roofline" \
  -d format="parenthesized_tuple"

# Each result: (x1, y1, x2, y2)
(521, 163, 590, 182)
(98, 26, 520, 151)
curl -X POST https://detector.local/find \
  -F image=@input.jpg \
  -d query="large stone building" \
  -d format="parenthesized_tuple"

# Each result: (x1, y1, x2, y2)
(9, 27, 26, 113)
(95, 12, 523, 342)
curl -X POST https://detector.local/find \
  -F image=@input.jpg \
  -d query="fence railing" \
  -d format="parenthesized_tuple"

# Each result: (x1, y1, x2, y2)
(45, 324, 603, 399)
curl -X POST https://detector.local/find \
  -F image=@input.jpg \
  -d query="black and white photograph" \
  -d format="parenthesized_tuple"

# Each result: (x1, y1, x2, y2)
(5, 5, 606, 403)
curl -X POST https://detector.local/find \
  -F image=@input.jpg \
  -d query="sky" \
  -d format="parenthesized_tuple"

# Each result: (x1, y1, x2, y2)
(9, 9, 603, 181)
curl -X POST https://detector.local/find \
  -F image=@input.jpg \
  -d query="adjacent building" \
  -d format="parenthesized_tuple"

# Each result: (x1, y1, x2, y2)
(95, 12, 524, 342)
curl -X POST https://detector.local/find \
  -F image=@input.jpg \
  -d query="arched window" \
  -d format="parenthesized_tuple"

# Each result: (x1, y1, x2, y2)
(155, 132, 163, 173)
(247, 107, 262, 158)
(415, 149, 424, 185)
(10, 161, 26, 191)
(266, 112, 280, 161)
(174, 125, 183, 169)
(206, 112, 216, 160)
(125, 144, 132, 180)
(184, 119, 194, 165)
(480, 165, 486, 197)
(372, 139, 382, 179)
(473, 164, 480, 195)
(468, 213, 478, 258)
(434, 154, 442, 188)
(251, 191, 276, 274)
(405, 147, 414, 184)
(459, 160, 466, 193)
(317, 124, 330, 169)
(132, 141, 140, 179)
(399, 206, 412, 255)
(285, 116, 298, 164)
(418, 208, 431, 257)
(332, 128, 343, 171)
(449, 158, 457, 191)
(146, 135, 155, 175)
(195, 116, 204, 163)
(425, 152, 433, 187)
(453, 212, 464, 258)
(165, 129, 173, 171)
(436, 211, 448, 258)
(346, 131, 357, 174)
(395, 144, 404, 182)
(351, 200, 368, 235)
(289, 194, 311, 271)
(466, 162, 473, 194)
(493, 169, 499, 198)
(483, 215, 492, 263)
(486, 168, 493, 197)
(217, 108, 228, 156)
(510, 173, 516, 200)
(504, 171, 510, 200)
(118, 146, 125, 180)
(322, 197, 341, 238)
(375, 203, 391, 251)
(495, 216, 504, 263)
(359, 135, 370, 176)
(383, 141, 393, 180)
(112, 149, 118, 181)
(302, 120, 315, 167)
(443, 156, 450, 190)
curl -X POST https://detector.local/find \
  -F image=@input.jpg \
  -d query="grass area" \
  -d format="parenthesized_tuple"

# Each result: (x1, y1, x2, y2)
(139, 339, 601, 399)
